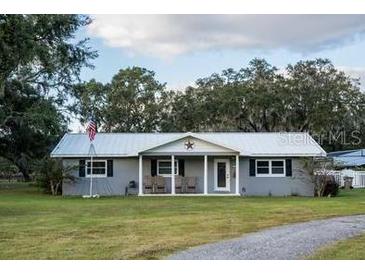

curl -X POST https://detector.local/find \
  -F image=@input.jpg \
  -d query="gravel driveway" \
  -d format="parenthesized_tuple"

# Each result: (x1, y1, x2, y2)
(167, 215, 365, 260)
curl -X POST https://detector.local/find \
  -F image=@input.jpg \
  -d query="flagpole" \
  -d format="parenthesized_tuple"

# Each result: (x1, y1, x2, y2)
(89, 143, 93, 197)
(86, 116, 97, 198)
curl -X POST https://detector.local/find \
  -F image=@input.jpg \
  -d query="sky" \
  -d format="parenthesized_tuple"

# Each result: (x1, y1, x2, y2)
(72, 14, 365, 131)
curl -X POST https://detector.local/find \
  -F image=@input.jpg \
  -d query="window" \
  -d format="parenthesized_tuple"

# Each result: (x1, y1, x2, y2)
(86, 160, 107, 177)
(157, 160, 178, 176)
(257, 160, 270, 175)
(256, 160, 285, 177)
(272, 160, 285, 174)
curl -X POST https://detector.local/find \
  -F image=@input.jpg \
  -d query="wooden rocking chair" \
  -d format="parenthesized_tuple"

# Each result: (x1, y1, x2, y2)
(155, 176, 166, 193)
(143, 176, 153, 194)
(186, 177, 197, 193)
(175, 175, 183, 193)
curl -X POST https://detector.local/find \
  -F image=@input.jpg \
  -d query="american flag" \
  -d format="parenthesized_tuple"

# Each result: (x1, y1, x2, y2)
(86, 118, 97, 142)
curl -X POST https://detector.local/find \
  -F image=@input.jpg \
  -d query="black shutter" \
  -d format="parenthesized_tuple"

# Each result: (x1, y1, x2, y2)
(249, 159, 256, 176)
(79, 160, 85, 177)
(286, 159, 292, 177)
(107, 160, 113, 177)
(151, 159, 157, 176)
(178, 159, 185, 176)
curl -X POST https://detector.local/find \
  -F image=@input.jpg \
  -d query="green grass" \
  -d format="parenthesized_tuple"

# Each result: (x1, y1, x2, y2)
(0, 182, 365, 259)
(309, 234, 365, 259)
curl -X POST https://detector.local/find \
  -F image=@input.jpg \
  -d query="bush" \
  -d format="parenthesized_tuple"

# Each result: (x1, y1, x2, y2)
(301, 157, 338, 197)
(34, 157, 75, 195)
(0, 158, 19, 182)
(314, 175, 339, 197)
(322, 181, 339, 197)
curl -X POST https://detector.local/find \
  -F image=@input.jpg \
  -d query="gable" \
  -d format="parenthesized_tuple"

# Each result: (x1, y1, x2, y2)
(142, 136, 237, 154)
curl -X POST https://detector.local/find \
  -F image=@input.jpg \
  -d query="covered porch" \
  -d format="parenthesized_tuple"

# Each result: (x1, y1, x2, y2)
(136, 133, 242, 196)
(138, 154, 240, 196)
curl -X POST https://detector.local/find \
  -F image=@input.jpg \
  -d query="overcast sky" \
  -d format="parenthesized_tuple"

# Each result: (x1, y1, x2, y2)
(72, 14, 365, 131)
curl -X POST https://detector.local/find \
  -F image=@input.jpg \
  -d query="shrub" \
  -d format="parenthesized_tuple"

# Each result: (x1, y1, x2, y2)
(314, 175, 339, 197)
(34, 157, 75, 195)
(300, 157, 338, 197)
(322, 181, 339, 197)
(0, 158, 18, 182)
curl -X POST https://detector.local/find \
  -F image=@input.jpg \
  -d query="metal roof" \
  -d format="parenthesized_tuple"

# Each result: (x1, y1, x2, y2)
(328, 149, 365, 167)
(327, 149, 359, 157)
(50, 132, 326, 158)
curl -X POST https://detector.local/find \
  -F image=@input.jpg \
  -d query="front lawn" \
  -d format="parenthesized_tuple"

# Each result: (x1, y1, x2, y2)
(309, 234, 365, 259)
(0, 182, 365, 259)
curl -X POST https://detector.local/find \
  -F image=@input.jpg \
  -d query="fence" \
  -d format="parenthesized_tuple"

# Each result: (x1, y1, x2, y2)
(324, 170, 365, 188)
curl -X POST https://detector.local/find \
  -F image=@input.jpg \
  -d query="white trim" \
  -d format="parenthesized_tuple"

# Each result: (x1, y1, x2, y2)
(51, 152, 325, 158)
(204, 155, 208, 195)
(51, 154, 129, 158)
(214, 158, 230, 191)
(235, 155, 239, 195)
(138, 155, 143, 196)
(171, 155, 175, 195)
(255, 159, 286, 177)
(157, 159, 179, 177)
(249, 153, 325, 157)
(85, 160, 107, 178)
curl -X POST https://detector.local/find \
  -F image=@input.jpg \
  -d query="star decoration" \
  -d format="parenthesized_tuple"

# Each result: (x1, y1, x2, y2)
(184, 139, 195, 150)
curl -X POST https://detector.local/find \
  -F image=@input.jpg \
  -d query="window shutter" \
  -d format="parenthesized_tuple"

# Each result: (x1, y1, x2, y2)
(79, 160, 85, 177)
(249, 159, 256, 176)
(151, 159, 157, 176)
(178, 159, 185, 176)
(286, 159, 292, 177)
(107, 160, 113, 177)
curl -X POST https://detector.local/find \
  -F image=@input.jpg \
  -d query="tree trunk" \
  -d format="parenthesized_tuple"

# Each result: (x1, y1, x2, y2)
(55, 182, 61, 196)
(50, 180, 55, 195)
(17, 164, 31, 181)
(2, 155, 31, 181)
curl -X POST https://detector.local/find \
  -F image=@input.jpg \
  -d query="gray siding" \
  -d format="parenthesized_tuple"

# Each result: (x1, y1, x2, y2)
(62, 156, 313, 197)
(240, 158, 314, 196)
(62, 158, 138, 196)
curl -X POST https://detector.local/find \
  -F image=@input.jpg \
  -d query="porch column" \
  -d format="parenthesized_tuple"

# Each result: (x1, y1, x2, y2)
(171, 155, 175, 195)
(235, 154, 240, 195)
(204, 155, 208, 195)
(139, 154, 143, 196)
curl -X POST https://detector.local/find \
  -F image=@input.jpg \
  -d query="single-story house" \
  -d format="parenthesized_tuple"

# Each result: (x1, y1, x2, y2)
(327, 149, 365, 168)
(50, 132, 326, 197)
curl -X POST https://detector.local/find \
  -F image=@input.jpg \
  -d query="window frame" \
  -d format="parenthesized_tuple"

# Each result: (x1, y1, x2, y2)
(85, 160, 107, 178)
(157, 159, 179, 177)
(255, 159, 286, 177)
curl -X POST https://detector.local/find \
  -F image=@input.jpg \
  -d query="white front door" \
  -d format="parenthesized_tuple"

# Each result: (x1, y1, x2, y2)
(214, 159, 230, 191)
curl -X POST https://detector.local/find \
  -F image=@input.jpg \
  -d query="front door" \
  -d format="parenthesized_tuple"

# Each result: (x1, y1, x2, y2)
(214, 159, 230, 191)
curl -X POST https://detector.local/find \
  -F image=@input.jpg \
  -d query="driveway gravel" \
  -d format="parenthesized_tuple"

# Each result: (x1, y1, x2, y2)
(167, 215, 365, 260)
